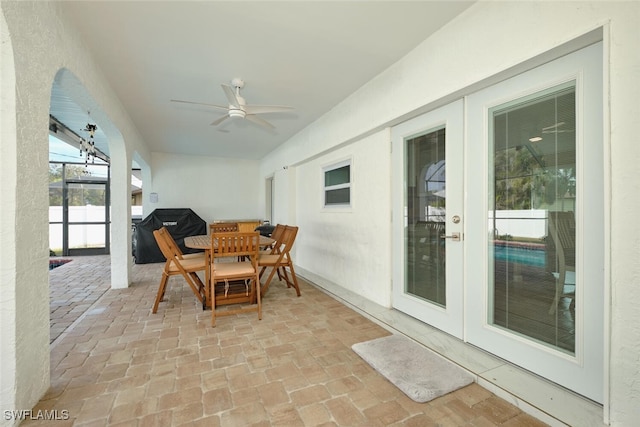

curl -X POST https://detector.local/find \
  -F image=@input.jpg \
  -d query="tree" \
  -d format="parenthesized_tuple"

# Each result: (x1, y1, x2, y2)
(49, 164, 107, 206)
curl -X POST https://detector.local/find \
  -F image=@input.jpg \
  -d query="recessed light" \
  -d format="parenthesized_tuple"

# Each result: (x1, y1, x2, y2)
(529, 136, 543, 142)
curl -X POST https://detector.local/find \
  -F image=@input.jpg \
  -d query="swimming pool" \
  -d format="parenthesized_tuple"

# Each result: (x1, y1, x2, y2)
(49, 259, 72, 270)
(493, 244, 546, 267)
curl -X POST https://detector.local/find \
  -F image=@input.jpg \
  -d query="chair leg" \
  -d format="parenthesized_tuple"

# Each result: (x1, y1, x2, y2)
(189, 272, 206, 298)
(255, 276, 262, 320)
(286, 263, 301, 297)
(183, 272, 204, 304)
(279, 265, 290, 287)
(260, 265, 279, 297)
(549, 270, 566, 315)
(153, 273, 169, 313)
(211, 281, 217, 327)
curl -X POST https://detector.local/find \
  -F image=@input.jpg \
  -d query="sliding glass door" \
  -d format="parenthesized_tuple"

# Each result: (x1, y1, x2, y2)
(49, 161, 111, 256)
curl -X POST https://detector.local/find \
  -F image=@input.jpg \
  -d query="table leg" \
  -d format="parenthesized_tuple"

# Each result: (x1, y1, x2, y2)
(204, 249, 211, 309)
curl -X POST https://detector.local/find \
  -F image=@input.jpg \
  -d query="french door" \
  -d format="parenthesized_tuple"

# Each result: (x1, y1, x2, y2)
(392, 42, 603, 402)
(49, 161, 111, 256)
(391, 100, 464, 338)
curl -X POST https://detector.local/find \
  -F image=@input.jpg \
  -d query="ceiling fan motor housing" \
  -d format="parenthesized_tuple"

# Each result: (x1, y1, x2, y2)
(231, 77, 244, 89)
(229, 94, 246, 118)
(229, 108, 246, 119)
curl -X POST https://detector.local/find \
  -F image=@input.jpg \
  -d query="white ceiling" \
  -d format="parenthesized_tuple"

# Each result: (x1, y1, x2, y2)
(52, 1, 474, 160)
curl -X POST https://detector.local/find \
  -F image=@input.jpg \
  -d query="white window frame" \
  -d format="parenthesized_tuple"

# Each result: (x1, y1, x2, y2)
(322, 158, 352, 209)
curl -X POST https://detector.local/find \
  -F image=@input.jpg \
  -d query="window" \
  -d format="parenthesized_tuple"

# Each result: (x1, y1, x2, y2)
(323, 159, 351, 207)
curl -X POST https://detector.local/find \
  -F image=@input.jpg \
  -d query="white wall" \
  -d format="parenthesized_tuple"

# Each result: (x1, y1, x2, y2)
(294, 130, 391, 307)
(149, 152, 260, 224)
(259, 1, 640, 425)
(1, 1, 151, 421)
(0, 7, 19, 420)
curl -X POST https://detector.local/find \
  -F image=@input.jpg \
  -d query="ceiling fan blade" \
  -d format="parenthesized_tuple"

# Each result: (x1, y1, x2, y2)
(245, 114, 275, 130)
(221, 84, 241, 109)
(210, 115, 229, 126)
(170, 99, 228, 111)
(243, 104, 294, 115)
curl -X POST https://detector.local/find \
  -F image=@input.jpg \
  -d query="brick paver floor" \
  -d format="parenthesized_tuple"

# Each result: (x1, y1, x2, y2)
(31, 256, 548, 426)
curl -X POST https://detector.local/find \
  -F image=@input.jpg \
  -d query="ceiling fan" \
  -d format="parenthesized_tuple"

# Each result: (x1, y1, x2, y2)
(542, 122, 574, 133)
(170, 78, 293, 130)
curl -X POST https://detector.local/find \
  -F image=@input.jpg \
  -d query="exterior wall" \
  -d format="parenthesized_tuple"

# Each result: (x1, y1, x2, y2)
(1, 1, 151, 421)
(0, 6, 19, 418)
(259, 1, 640, 425)
(294, 130, 392, 307)
(148, 152, 260, 224)
(604, 4, 640, 424)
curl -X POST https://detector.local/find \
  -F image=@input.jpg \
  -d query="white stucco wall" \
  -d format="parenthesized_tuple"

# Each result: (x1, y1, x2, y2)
(0, 6, 18, 417)
(602, 5, 640, 425)
(294, 130, 392, 307)
(259, 1, 640, 425)
(1, 1, 152, 420)
(149, 152, 260, 224)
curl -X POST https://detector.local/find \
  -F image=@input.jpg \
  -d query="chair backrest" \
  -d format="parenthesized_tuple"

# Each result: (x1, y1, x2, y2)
(280, 225, 299, 255)
(271, 224, 285, 242)
(156, 226, 186, 259)
(548, 211, 575, 267)
(211, 231, 260, 259)
(266, 224, 286, 253)
(153, 227, 178, 261)
(210, 222, 239, 234)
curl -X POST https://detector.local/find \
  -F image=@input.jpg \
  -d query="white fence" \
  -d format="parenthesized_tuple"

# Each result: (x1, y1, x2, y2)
(489, 209, 547, 240)
(49, 206, 143, 251)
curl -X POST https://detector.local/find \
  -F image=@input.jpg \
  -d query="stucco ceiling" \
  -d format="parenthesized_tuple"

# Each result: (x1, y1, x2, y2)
(52, 1, 474, 161)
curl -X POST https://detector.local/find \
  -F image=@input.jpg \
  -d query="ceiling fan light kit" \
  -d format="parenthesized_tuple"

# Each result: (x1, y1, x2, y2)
(171, 77, 293, 130)
(228, 109, 246, 119)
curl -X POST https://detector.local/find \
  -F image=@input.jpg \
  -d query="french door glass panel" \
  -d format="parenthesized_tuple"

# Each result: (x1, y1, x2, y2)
(392, 100, 464, 339)
(489, 82, 576, 354)
(406, 127, 446, 306)
(466, 42, 603, 403)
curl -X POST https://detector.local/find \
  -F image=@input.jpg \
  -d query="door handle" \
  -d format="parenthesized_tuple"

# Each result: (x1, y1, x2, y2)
(440, 232, 461, 242)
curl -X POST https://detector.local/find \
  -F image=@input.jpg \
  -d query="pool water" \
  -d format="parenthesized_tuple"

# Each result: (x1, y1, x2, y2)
(49, 259, 72, 270)
(493, 245, 546, 267)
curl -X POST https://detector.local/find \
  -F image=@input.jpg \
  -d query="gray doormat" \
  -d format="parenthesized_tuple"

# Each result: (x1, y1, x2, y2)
(352, 334, 474, 403)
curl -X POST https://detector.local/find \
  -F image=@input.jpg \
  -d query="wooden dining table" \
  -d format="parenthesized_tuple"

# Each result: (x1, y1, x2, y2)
(184, 234, 275, 309)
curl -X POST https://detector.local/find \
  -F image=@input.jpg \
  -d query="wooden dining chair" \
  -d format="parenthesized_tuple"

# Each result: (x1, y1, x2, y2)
(210, 231, 262, 326)
(259, 223, 286, 280)
(209, 222, 239, 234)
(258, 225, 301, 297)
(152, 227, 206, 313)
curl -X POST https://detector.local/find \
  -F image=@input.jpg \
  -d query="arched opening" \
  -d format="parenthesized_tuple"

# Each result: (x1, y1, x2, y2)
(48, 68, 132, 343)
